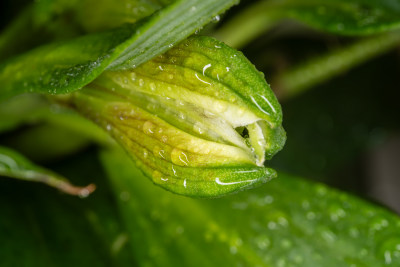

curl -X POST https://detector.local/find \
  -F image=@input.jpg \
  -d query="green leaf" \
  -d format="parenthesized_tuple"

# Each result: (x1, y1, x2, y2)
(275, 0, 400, 35)
(70, 36, 285, 198)
(32, 0, 173, 33)
(101, 148, 400, 267)
(0, 0, 238, 100)
(0, 149, 135, 266)
(214, 0, 400, 48)
(0, 146, 95, 196)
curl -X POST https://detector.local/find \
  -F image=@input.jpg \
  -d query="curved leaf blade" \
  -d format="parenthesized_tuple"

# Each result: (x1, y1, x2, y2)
(215, 0, 400, 48)
(102, 148, 400, 267)
(278, 0, 400, 35)
(0, 146, 95, 196)
(0, 0, 238, 100)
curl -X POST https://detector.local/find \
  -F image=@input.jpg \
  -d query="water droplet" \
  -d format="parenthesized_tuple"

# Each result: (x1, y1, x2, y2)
(143, 148, 149, 158)
(378, 237, 400, 265)
(268, 221, 277, 230)
(152, 170, 168, 182)
(150, 83, 156, 91)
(139, 79, 144, 87)
(179, 112, 186, 120)
(369, 216, 389, 232)
(171, 148, 189, 166)
(320, 229, 336, 243)
(315, 184, 327, 196)
(329, 204, 346, 222)
(143, 121, 156, 134)
(106, 124, 112, 131)
(194, 27, 203, 34)
(202, 63, 212, 76)
(292, 253, 303, 264)
(275, 258, 286, 267)
(171, 165, 178, 176)
(280, 239, 292, 249)
(264, 195, 274, 204)
(255, 235, 270, 250)
(212, 15, 220, 23)
(306, 211, 316, 220)
(193, 122, 204, 134)
(277, 216, 289, 227)
(153, 146, 166, 159)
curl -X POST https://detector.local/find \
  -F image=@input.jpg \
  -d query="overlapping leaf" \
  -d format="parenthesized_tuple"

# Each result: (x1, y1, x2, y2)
(102, 148, 400, 267)
(0, 0, 238, 100)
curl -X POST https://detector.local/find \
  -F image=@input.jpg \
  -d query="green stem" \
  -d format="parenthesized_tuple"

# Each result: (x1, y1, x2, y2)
(212, 2, 280, 48)
(276, 32, 400, 99)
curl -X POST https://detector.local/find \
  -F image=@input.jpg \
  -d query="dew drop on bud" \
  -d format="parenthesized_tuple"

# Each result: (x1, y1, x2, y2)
(143, 121, 156, 134)
(212, 15, 220, 23)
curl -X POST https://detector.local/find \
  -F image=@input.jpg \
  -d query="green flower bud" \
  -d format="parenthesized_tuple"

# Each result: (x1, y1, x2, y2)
(70, 36, 286, 198)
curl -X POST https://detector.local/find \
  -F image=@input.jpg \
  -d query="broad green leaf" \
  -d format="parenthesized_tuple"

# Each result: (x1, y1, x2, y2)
(276, 0, 400, 35)
(0, 149, 135, 266)
(215, 0, 400, 48)
(0, 0, 163, 61)
(32, 0, 174, 32)
(0, 0, 238, 100)
(70, 36, 285, 197)
(102, 148, 400, 267)
(0, 146, 95, 196)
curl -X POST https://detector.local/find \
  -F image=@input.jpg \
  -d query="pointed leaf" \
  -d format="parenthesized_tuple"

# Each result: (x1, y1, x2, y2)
(0, 0, 238, 100)
(0, 146, 95, 196)
(102, 148, 400, 267)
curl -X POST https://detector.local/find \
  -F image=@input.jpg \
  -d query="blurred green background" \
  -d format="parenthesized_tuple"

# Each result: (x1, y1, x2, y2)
(1, 0, 400, 266)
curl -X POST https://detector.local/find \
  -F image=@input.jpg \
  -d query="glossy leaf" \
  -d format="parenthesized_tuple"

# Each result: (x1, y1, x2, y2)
(102, 148, 400, 267)
(0, 146, 95, 196)
(32, 0, 173, 33)
(0, 0, 238, 100)
(70, 36, 285, 198)
(276, 0, 400, 35)
(215, 0, 400, 48)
